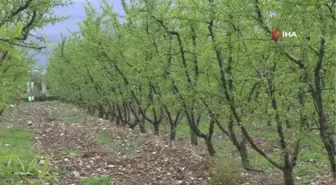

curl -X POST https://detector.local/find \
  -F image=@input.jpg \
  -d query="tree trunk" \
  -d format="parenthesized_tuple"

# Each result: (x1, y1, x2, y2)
(98, 105, 104, 118)
(116, 106, 124, 126)
(205, 117, 216, 155)
(170, 125, 176, 141)
(190, 128, 198, 146)
(164, 106, 179, 141)
(238, 141, 250, 169)
(103, 109, 109, 120)
(109, 113, 116, 122)
(87, 106, 92, 115)
(283, 166, 295, 185)
(109, 106, 116, 122)
(109, 111, 115, 122)
(228, 114, 253, 170)
(206, 137, 215, 156)
(92, 106, 97, 116)
(153, 122, 159, 135)
(331, 135, 336, 158)
(138, 113, 146, 133)
(323, 137, 336, 179)
(285, 119, 291, 128)
(116, 113, 121, 125)
(139, 122, 146, 133)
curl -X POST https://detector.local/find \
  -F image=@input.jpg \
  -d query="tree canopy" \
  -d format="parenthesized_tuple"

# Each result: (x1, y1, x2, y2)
(46, 1, 335, 185)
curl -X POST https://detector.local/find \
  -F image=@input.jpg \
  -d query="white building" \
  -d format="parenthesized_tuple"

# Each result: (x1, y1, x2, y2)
(27, 69, 49, 101)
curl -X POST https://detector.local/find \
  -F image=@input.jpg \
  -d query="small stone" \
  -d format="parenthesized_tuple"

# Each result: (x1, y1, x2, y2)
(73, 171, 80, 177)
(52, 172, 59, 176)
(39, 160, 45, 165)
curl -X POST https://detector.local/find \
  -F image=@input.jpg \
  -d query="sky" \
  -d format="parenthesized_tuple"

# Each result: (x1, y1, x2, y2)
(33, 0, 124, 68)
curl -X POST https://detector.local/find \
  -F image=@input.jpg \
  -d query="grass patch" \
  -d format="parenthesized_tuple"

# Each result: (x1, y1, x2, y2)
(0, 128, 35, 161)
(0, 128, 58, 184)
(176, 121, 210, 137)
(96, 134, 116, 147)
(248, 130, 276, 138)
(68, 115, 86, 123)
(300, 134, 324, 151)
(299, 150, 328, 163)
(250, 151, 279, 171)
(160, 120, 214, 138)
(80, 176, 113, 185)
(295, 163, 324, 184)
(295, 163, 323, 177)
(213, 140, 236, 154)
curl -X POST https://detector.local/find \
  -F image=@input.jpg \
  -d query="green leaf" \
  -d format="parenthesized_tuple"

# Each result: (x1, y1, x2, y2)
(0, 166, 14, 174)
(0, 155, 17, 163)
(0, 40, 21, 60)
(22, 176, 35, 184)
(27, 158, 37, 174)
(9, 23, 23, 39)
(0, 25, 8, 36)
(40, 155, 50, 177)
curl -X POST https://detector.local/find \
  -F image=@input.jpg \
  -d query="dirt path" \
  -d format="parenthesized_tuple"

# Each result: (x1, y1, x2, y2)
(3, 102, 207, 185)
(1, 101, 334, 185)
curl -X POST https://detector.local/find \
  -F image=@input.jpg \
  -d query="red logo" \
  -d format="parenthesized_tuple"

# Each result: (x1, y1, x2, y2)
(271, 29, 282, 40)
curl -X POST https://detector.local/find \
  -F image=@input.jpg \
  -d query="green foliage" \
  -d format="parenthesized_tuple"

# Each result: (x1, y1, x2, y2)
(0, 128, 35, 160)
(0, 0, 71, 110)
(0, 155, 57, 185)
(45, 0, 335, 184)
(0, 129, 57, 184)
